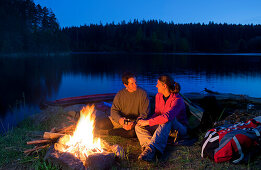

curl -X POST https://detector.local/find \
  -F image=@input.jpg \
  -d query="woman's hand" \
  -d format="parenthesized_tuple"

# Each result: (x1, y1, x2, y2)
(137, 119, 149, 127)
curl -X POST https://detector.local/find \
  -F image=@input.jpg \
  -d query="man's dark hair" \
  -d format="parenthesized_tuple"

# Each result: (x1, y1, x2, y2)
(122, 72, 136, 85)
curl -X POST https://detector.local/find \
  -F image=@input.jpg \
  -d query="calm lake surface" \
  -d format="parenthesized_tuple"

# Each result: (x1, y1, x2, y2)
(1, 53, 261, 133)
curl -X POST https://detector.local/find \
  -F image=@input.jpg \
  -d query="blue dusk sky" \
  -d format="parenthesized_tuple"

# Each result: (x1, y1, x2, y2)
(34, 0, 261, 28)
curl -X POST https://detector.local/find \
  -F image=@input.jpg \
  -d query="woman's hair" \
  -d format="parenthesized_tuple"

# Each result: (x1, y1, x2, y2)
(158, 75, 181, 93)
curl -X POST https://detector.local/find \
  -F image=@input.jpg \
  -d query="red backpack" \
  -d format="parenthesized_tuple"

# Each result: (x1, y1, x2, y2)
(201, 116, 261, 163)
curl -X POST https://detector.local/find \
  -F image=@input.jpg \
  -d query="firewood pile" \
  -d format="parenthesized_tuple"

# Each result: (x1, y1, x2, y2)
(24, 105, 122, 158)
(24, 121, 124, 169)
(24, 107, 85, 155)
(24, 124, 76, 156)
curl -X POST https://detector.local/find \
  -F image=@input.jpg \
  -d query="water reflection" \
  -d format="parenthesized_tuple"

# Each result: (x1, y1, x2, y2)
(1, 53, 261, 132)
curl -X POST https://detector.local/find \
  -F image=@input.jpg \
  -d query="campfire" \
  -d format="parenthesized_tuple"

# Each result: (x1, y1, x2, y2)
(25, 104, 124, 169)
(54, 105, 104, 165)
(43, 104, 121, 169)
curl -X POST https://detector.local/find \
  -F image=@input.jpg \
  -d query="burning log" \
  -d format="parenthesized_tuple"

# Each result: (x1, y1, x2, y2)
(43, 132, 65, 140)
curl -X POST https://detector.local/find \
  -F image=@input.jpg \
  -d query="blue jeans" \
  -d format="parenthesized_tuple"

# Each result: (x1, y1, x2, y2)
(135, 118, 187, 153)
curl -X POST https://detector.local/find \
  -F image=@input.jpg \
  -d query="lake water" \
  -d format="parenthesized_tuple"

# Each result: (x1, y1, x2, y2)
(1, 53, 261, 133)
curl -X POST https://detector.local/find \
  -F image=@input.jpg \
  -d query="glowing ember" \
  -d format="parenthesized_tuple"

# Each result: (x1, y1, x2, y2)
(54, 105, 103, 164)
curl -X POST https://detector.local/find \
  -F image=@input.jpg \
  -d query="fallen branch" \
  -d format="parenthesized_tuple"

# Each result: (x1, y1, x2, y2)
(24, 144, 50, 155)
(27, 139, 52, 145)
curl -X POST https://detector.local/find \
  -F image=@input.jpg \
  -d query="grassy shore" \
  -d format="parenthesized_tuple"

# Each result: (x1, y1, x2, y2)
(0, 107, 66, 169)
(0, 104, 260, 169)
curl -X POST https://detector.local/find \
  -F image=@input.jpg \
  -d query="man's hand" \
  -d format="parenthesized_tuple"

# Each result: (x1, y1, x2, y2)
(123, 122, 134, 131)
(119, 118, 134, 130)
(137, 119, 149, 127)
(119, 118, 125, 126)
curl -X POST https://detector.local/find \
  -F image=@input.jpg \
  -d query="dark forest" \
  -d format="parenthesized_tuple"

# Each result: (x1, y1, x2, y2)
(63, 20, 261, 53)
(0, 0, 69, 54)
(1, 0, 261, 54)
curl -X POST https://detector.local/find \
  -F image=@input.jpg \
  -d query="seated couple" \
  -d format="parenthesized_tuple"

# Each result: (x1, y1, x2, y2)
(95, 72, 188, 162)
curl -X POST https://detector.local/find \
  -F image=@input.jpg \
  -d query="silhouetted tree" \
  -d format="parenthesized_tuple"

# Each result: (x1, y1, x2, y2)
(63, 20, 261, 53)
(0, 0, 69, 54)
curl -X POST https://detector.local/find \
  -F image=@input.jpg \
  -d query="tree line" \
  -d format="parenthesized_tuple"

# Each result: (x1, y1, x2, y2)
(0, 0, 69, 54)
(63, 20, 261, 53)
(1, 0, 261, 54)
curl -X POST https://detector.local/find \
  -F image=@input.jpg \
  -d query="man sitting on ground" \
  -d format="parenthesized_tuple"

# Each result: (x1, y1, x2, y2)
(95, 72, 150, 138)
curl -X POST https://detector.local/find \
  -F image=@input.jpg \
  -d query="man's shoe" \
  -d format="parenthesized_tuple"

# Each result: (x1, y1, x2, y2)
(138, 145, 156, 162)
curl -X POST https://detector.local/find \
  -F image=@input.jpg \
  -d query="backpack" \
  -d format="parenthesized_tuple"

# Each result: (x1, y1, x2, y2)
(201, 116, 261, 163)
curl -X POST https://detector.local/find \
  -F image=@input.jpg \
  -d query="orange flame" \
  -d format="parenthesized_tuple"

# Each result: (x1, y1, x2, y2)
(54, 105, 103, 164)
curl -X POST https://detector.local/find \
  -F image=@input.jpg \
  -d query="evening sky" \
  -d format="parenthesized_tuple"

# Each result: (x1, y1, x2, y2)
(34, 0, 261, 27)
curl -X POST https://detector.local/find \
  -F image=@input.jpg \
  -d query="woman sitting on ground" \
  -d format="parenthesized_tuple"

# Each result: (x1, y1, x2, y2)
(135, 75, 188, 162)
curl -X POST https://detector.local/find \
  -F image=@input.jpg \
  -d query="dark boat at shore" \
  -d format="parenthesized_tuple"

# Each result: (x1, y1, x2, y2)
(41, 92, 204, 129)
(41, 93, 116, 108)
(40, 89, 261, 130)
